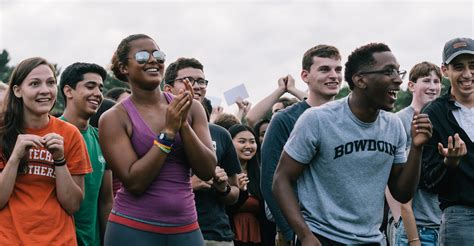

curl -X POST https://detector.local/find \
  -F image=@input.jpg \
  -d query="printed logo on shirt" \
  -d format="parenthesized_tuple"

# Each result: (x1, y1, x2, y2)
(333, 139, 396, 160)
(98, 155, 106, 166)
(212, 141, 217, 152)
(27, 148, 56, 178)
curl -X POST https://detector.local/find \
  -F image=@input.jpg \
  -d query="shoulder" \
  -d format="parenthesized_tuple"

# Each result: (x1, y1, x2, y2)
(51, 116, 81, 135)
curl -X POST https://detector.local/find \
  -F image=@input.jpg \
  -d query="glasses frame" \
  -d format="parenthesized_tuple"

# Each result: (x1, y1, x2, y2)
(174, 76, 209, 88)
(131, 50, 166, 64)
(358, 68, 407, 80)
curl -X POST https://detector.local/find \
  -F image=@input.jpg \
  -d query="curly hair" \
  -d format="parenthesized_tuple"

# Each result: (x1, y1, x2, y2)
(344, 43, 391, 90)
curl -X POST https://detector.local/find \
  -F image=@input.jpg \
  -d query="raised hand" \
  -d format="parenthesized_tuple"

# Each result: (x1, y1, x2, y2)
(165, 89, 193, 134)
(42, 133, 65, 161)
(10, 134, 44, 162)
(411, 112, 432, 147)
(236, 98, 252, 115)
(285, 74, 296, 92)
(438, 133, 467, 168)
(277, 75, 287, 92)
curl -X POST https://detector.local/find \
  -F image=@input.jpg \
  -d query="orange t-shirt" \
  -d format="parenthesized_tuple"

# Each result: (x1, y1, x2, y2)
(0, 116, 92, 245)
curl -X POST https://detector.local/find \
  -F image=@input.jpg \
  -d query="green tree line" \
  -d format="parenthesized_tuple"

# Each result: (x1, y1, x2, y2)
(0, 50, 129, 115)
(1, 49, 451, 114)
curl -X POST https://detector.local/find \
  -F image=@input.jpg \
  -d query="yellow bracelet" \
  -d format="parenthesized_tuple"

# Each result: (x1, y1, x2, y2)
(153, 140, 172, 154)
(408, 238, 419, 243)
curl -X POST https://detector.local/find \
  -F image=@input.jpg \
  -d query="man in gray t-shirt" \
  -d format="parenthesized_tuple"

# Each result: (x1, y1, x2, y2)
(273, 43, 433, 245)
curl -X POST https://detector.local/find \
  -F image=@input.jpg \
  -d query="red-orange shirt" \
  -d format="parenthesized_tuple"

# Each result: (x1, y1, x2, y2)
(0, 116, 92, 245)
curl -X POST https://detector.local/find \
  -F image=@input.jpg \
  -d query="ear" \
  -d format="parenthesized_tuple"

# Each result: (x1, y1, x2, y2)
(352, 74, 366, 89)
(12, 85, 22, 98)
(63, 85, 74, 100)
(300, 69, 309, 84)
(119, 62, 128, 77)
(163, 84, 173, 93)
(407, 81, 416, 93)
(441, 63, 449, 78)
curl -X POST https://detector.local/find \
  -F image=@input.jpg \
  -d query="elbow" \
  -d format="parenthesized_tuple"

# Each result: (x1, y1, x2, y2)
(124, 183, 147, 196)
(196, 154, 217, 181)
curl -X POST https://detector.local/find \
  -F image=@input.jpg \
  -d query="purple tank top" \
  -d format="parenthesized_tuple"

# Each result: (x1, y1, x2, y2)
(113, 93, 196, 225)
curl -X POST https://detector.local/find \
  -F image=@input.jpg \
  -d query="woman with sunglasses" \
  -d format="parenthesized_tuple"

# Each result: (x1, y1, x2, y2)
(100, 34, 216, 245)
(0, 57, 92, 244)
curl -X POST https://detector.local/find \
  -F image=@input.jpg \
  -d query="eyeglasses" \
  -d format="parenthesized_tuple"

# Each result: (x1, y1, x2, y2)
(358, 68, 407, 80)
(131, 50, 166, 64)
(174, 77, 209, 88)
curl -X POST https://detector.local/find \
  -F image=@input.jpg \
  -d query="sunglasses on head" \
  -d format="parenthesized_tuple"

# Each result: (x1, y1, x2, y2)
(133, 50, 166, 64)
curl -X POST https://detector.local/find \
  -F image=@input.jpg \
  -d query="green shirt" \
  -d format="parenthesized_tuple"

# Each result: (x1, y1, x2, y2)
(59, 117, 106, 246)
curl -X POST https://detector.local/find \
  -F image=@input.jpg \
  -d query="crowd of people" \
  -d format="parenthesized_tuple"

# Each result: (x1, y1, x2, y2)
(0, 35, 472, 246)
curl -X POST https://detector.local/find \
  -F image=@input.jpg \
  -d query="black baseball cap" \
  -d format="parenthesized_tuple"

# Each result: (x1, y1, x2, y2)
(442, 37, 474, 64)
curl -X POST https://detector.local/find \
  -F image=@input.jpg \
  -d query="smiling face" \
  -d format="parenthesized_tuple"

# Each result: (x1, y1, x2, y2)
(65, 72, 104, 118)
(13, 64, 57, 118)
(360, 51, 403, 111)
(232, 130, 257, 162)
(443, 54, 474, 101)
(169, 67, 206, 102)
(122, 38, 165, 90)
(409, 70, 441, 107)
(302, 56, 342, 100)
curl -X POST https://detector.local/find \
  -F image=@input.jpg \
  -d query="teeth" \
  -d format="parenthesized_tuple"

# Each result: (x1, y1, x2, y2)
(146, 68, 158, 72)
(37, 98, 50, 102)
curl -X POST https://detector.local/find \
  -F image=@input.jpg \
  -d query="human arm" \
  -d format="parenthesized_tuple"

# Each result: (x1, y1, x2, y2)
(245, 76, 287, 127)
(98, 93, 191, 195)
(210, 106, 224, 123)
(43, 132, 85, 215)
(273, 151, 320, 246)
(388, 113, 432, 203)
(400, 200, 421, 246)
(180, 100, 216, 181)
(98, 169, 113, 240)
(260, 114, 295, 241)
(213, 167, 239, 205)
(235, 99, 252, 125)
(0, 134, 44, 209)
(285, 74, 307, 100)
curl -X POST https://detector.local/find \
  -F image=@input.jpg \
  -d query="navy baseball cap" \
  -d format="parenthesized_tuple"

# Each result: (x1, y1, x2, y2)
(442, 37, 474, 64)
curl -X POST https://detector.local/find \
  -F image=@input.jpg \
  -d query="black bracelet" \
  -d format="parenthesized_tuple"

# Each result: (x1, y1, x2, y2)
(217, 183, 231, 196)
(54, 158, 66, 167)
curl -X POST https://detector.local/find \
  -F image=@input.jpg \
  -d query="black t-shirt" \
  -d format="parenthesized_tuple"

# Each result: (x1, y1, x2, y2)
(195, 123, 242, 241)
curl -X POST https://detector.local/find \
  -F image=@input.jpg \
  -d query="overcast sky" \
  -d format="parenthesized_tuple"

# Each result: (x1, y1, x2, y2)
(1, 0, 473, 112)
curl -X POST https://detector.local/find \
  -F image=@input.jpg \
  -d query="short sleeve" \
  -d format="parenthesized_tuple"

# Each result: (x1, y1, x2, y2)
(283, 109, 320, 164)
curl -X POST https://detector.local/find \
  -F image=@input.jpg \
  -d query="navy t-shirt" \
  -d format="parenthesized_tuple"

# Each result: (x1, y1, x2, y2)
(195, 123, 241, 241)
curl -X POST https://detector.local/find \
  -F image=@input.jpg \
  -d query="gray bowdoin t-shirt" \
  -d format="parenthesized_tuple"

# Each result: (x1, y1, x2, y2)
(284, 97, 407, 244)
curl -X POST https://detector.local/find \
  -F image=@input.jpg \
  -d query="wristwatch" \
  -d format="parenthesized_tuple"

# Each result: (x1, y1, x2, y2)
(217, 183, 231, 196)
(157, 131, 175, 146)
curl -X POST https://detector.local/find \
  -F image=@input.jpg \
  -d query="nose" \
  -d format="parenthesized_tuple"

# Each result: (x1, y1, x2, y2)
(461, 66, 473, 79)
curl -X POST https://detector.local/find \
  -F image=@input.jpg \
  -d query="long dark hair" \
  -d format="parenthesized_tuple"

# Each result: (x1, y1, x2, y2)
(0, 57, 56, 174)
(229, 124, 262, 200)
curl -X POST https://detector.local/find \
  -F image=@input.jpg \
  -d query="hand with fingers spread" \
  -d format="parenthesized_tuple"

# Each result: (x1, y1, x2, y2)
(236, 172, 249, 191)
(191, 175, 213, 191)
(42, 133, 65, 161)
(212, 166, 229, 192)
(410, 112, 433, 147)
(438, 133, 467, 168)
(10, 134, 45, 162)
